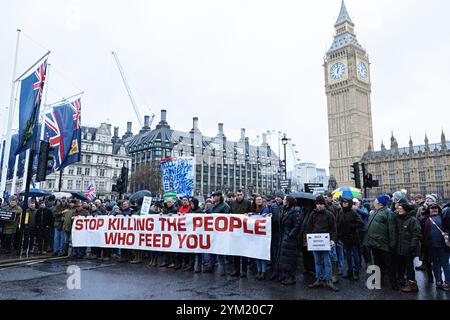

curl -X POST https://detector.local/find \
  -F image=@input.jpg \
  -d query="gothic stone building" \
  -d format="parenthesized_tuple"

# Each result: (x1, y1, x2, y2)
(127, 110, 281, 197)
(361, 133, 450, 201)
(325, 1, 374, 187)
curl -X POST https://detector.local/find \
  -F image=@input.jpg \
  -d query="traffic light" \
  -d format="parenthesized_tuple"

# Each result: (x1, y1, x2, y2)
(365, 173, 373, 188)
(350, 162, 361, 189)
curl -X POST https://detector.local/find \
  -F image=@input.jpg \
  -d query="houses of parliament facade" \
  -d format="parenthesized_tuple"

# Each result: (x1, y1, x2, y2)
(326, 1, 449, 200)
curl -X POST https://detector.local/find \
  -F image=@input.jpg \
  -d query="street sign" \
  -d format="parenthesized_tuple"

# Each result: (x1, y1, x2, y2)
(304, 183, 324, 193)
(0, 210, 16, 222)
(280, 179, 291, 188)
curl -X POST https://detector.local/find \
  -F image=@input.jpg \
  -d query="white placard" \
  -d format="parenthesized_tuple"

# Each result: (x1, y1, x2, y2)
(140, 196, 152, 215)
(307, 233, 331, 251)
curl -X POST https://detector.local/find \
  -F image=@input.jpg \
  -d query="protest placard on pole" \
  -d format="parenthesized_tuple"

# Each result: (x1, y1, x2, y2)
(140, 196, 152, 215)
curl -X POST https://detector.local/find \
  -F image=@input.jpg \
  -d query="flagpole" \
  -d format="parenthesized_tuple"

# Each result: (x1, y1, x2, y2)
(58, 170, 63, 192)
(11, 154, 19, 195)
(22, 149, 30, 191)
(14, 51, 50, 83)
(0, 29, 21, 198)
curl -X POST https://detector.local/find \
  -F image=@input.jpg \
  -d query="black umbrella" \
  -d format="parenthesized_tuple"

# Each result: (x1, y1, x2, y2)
(70, 192, 90, 201)
(289, 192, 317, 212)
(289, 192, 317, 201)
(129, 190, 152, 205)
(19, 188, 51, 197)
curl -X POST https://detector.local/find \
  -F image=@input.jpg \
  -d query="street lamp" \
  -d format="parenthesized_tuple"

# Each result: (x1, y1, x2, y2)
(281, 134, 288, 180)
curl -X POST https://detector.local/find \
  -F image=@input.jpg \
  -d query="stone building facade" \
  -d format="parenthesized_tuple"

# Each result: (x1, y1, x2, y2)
(361, 132, 450, 201)
(325, 1, 374, 187)
(127, 110, 282, 197)
(43, 123, 133, 198)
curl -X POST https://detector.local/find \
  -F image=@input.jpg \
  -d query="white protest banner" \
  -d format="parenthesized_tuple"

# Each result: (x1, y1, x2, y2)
(307, 233, 331, 251)
(72, 214, 271, 260)
(140, 197, 152, 215)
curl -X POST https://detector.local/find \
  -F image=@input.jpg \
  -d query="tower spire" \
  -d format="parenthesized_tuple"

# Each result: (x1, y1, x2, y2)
(335, 0, 354, 27)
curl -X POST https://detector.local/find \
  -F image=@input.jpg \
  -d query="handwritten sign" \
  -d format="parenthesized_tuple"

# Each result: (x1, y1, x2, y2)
(140, 196, 152, 215)
(161, 157, 195, 197)
(307, 233, 331, 251)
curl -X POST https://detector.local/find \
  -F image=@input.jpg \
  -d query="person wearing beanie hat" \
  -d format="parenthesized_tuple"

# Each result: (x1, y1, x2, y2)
(306, 195, 339, 291)
(376, 195, 389, 207)
(426, 194, 438, 206)
(315, 195, 326, 205)
(392, 198, 421, 292)
(1, 196, 22, 254)
(363, 195, 397, 290)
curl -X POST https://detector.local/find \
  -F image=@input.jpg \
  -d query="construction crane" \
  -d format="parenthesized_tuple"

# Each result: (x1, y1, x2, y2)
(112, 51, 155, 128)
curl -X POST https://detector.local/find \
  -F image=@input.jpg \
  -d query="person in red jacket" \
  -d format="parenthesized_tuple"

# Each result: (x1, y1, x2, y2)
(178, 196, 191, 214)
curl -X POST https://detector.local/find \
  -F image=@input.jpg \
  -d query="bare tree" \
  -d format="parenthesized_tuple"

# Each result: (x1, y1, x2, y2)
(129, 160, 163, 195)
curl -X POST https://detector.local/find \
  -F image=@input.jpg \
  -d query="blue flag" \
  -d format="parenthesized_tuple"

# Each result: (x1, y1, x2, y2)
(43, 98, 81, 169)
(16, 59, 47, 155)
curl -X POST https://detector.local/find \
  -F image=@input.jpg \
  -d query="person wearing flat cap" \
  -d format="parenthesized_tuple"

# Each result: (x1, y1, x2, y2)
(204, 191, 230, 275)
(363, 195, 397, 290)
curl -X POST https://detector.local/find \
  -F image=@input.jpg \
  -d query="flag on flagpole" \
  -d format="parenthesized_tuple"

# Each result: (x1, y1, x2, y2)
(43, 98, 81, 170)
(16, 59, 48, 155)
(84, 183, 96, 200)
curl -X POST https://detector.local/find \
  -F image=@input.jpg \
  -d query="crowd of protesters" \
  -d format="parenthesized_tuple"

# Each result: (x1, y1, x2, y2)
(0, 189, 449, 293)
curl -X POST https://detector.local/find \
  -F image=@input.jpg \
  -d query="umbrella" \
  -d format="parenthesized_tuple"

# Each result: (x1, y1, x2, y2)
(70, 192, 90, 201)
(129, 190, 152, 204)
(53, 192, 72, 199)
(332, 187, 362, 200)
(289, 192, 317, 214)
(19, 188, 51, 197)
(289, 192, 317, 201)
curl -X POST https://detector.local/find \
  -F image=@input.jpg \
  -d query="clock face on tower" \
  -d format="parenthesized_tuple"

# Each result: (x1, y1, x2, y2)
(330, 62, 346, 81)
(357, 61, 368, 79)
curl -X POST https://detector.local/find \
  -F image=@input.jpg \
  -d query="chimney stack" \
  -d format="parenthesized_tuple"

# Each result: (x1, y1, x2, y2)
(193, 117, 199, 130)
(161, 109, 167, 123)
(262, 133, 267, 144)
(241, 128, 246, 140)
(218, 123, 224, 135)
(144, 115, 150, 128)
(127, 121, 132, 133)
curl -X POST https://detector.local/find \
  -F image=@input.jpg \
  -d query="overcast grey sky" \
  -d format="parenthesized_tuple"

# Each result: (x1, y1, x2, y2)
(1, 0, 449, 172)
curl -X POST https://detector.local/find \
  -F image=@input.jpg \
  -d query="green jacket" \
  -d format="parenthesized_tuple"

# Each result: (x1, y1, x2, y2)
(392, 211, 421, 257)
(207, 202, 230, 214)
(2, 205, 23, 235)
(363, 206, 394, 252)
(62, 208, 88, 232)
(53, 204, 66, 229)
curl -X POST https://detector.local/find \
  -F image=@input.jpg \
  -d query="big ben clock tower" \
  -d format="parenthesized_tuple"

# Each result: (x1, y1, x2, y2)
(325, 0, 374, 188)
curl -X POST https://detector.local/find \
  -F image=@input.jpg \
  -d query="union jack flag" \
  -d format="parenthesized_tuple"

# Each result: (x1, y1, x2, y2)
(70, 99, 81, 129)
(85, 183, 96, 201)
(44, 111, 64, 167)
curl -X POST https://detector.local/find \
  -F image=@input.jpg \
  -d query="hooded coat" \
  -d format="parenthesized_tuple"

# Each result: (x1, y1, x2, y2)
(392, 209, 421, 257)
(363, 206, 395, 252)
(276, 206, 302, 276)
(337, 206, 364, 246)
